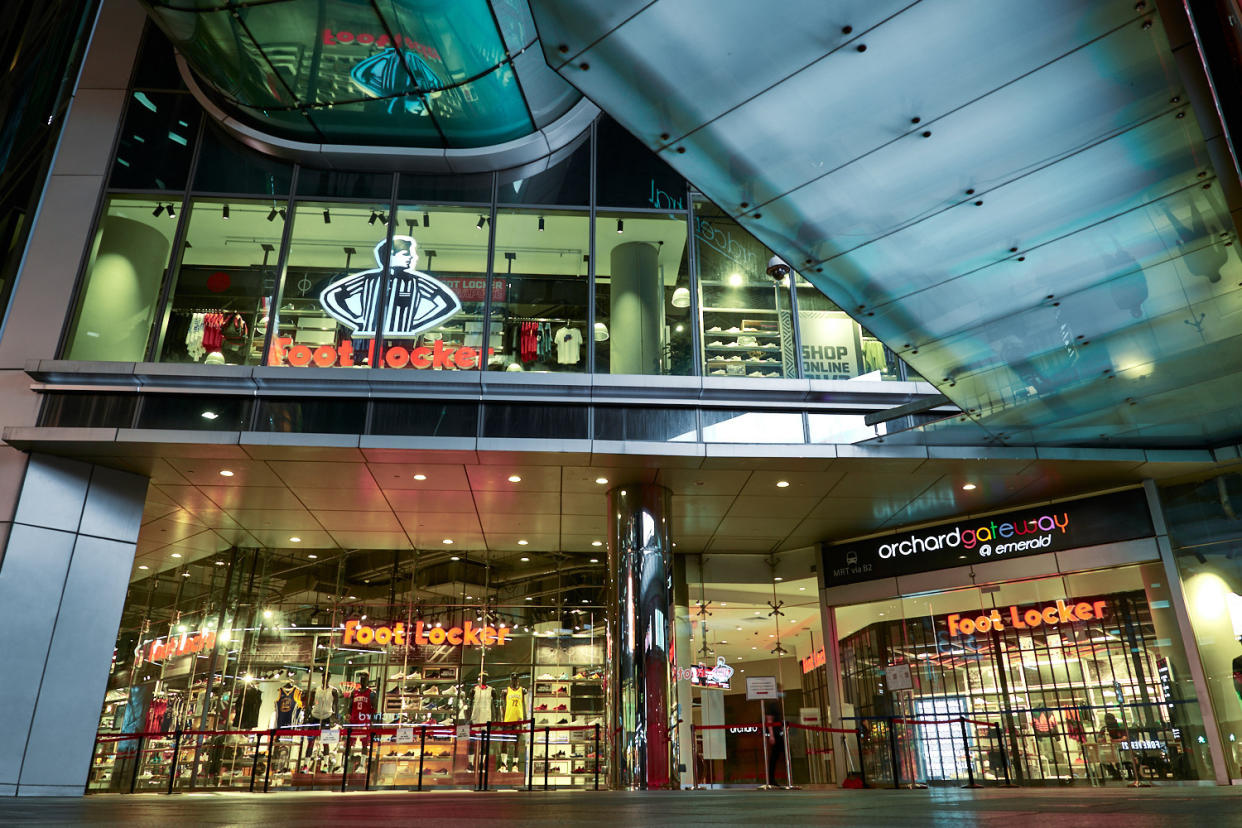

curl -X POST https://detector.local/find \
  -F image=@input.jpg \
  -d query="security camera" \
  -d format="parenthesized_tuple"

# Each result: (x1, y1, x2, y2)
(766, 256, 791, 282)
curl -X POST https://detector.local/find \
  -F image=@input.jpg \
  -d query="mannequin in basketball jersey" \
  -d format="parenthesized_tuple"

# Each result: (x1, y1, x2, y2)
(275, 680, 303, 729)
(349, 673, 375, 728)
(501, 673, 528, 771)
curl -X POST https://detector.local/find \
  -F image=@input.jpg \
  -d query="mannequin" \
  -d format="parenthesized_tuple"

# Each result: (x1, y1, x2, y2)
(501, 673, 528, 770)
(349, 673, 375, 728)
(470, 674, 495, 725)
(275, 679, 303, 729)
(308, 673, 337, 726)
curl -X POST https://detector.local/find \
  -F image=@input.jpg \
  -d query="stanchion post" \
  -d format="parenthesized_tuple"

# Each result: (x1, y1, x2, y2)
(994, 722, 1017, 787)
(249, 733, 262, 793)
(527, 718, 536, 791)
(417, 726, 426, 792)
(543, 727, 550, 790)
(264, 730, 275, 793)
(340, 730, 351, 793)
(131, 735, 145, 794)
(483, 723, 493, 791)
(887, 717, 900, 790)
(364, 728, 375, 791)
(854, 727, 867, 789)
(166, 729, 182, 795)
(594, 723, 601, 791)
(959, 718, 981, 788)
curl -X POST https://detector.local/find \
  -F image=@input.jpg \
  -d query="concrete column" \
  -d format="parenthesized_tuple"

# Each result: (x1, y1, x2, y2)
(607, 484, 674, 789)
(0, 454, 148, 796)
(608, 242, 664, 375)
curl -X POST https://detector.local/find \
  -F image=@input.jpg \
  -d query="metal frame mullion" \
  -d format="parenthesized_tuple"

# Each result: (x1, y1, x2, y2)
(258, 166, 301, 366)
(477, 172, 500, 438)
(587, 119, 598, 375)
(372, 173, 401, 368)
(684, 198, 702, 379)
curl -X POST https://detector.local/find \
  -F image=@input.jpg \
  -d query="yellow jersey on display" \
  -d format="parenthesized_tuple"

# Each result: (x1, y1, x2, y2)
(503, 686, 525, 721)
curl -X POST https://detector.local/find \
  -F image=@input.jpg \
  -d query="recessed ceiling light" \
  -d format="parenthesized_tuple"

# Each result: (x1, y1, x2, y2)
(751, 646, 758, 650)
(595, 477, 608, 485)
(171, 553, 182, 558)
(774, 576, 783, 582)
(592, 540, 603, 547)
(442, 538, 454, 544)
(962, 482, 977, 491)
(508, 474, 522, 483)
(289, 536, 301, 543)
(348, 596, 357, 600)
(590, 558, 599, 563)
(581, 599, 589, 604)
(776, 480, 790, 488)
(263, 609, 273, 618)
(218, 469, 234, 477)
(520, 556, 530, 562)
(182, 572, 190, 577)
(214, 560, 225, 566)
(201, 411, 219, 420)
(736, 626, 742, 631)
(138, 565, 149, 570)
(450, 556, 460, 561)
(308, 554, 318, 559)
(517, 539, 528, 546)
(525, 597, 533, 601)
(728, 272, 743, 287)
(413, 474, 427, 481)
(799, 586, 806, 591)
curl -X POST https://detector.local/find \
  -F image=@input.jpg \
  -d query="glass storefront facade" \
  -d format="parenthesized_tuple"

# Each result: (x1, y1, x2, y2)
(834, 564, 1214, 786)
(90, 546, 606, 793)
(58, 26, 911, 384)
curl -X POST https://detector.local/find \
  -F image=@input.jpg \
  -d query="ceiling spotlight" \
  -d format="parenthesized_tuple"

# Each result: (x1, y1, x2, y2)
(423, 212, 430, 227)
(799, 586, 806, 591)
(518, 540, 529, 546)
(476, 216, 486, 230)
(222, 204, 230, 220)
(962, 482, 977, 491)
(201, 411, 219, 420)
(774, 576, 783, 582)
(214, 560, 225, 566)
(138, 565, 149, 570)
(263, 609, 273, 619)
(289, 536, 301, 543)
(520, 556, 530, 562)
(525, 597, 533, 601)
(616, 219, 624, 234)
(443, 538, 454, 545)
(728, 272, 743, 287)
(308, 554, 318, 559)
(152, 204, 164, 217)
(776, 480, 790, 488)
(592, 540, 603, 547)
(508, 474, 522, 483)
(182, 571, 190, 577)
(171, 553, 182, 558)
(377, 212, 387, 225)
(267, 208, 278, 222)
(590, 558, 599, 563)
(368, 211, 378, 225)
(166, 203, 175, 218)
(538, 216, 545, 232)
(413, 473, 427, 481)
(218, 469, 234, 477)
(581, 599, 589, 604)
(323, 209, 331, 224)
(595, 477, 608, 485)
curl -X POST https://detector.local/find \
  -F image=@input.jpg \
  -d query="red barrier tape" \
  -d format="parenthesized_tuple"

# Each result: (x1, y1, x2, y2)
(786, 724, 857, 734)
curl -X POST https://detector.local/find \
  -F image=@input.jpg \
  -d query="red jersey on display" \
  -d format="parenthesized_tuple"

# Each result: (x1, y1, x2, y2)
(350, 688, 373, 724)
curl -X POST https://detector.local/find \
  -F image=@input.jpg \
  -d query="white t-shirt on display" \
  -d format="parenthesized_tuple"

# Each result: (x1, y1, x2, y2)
(555, 326, 583, 364)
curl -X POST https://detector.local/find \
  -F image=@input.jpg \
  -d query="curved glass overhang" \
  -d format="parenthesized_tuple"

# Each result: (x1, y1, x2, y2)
(142, 0, 595, 171)
(530, 0, 1242, 448)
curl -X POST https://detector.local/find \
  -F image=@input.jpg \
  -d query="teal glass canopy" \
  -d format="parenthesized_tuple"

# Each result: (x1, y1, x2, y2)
(530, 0, 1242, 448)
(142, 0, 583, 150)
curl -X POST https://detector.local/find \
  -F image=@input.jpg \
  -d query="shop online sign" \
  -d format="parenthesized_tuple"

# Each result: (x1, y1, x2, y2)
(823, 490, 1153, 588)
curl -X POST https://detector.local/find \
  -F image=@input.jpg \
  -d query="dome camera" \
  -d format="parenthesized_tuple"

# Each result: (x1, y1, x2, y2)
(766, 256, 791, 282)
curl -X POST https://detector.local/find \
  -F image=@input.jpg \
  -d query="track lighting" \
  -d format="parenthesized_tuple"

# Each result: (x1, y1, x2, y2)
(323, 209, 331, 224)
(423, 212, 430, 227)
(152, 204, 164, 217)
(616, 219, 624, 234)
(538, 216, 545, 232)
(369, 211, 378, 225)
(476, 215, 486, 230)
(378, 212, 387, 225)
(166, 203, 175, 218)
(267, 208, 278, 222)
(222, 204, 230, 220)
(279, 208, 286, 221)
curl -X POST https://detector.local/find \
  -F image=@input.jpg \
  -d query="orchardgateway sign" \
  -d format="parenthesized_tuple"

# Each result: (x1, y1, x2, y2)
(822, 490, 1153, 588)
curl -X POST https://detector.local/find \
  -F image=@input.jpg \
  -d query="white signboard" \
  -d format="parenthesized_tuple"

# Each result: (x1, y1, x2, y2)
(800, 707, 821, 726)
(321, 727, 341, 745)
(745, 676, 779, 700)
(799, 311, 862, 380)
(397, 725, 415, 744)
(884, 664, 913, 692)
(456, 724, 470, 739)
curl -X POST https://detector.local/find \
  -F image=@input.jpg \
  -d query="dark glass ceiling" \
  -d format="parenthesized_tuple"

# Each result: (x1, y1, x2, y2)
(530, 0, 1242, 449)
(142, 0, 582, 148)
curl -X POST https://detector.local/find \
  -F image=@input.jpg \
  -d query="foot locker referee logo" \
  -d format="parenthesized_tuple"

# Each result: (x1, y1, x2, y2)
(320, 235, 461, 338)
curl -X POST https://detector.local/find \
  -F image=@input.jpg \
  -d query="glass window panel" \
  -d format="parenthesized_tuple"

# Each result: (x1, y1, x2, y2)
(154, 199, 284, 366)
(375, 205, 492, 372)
(807, 412, 881, 445)
(370, 400, 478, 437)
(254, 397, 367, 433)
(595, 116, 687, 209)
(699, 409, 804, 443)
(498, 138, 590, 206)
(266, 201, 392, 369)
(487, 208, 589, 373)
(694, 201, 797, 379)
(192, 123, 293, 196)
(137, 395, 252, 431)
(64, 196, 178, 362)
(296, 169, 394, 200)
(108, 92, 200, 191)
(594, 406, 697, 442)
(399, 171, 493, 204)
(38, 392, 137, 429)
(481, 404, 588, 439)
(594, 211, 693, 376)
(131, 22, 185, 91)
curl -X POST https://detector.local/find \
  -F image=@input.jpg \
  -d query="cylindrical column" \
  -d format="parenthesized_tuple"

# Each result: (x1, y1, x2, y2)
(609, 242, 664, 374)
(608, 485, 675, 789)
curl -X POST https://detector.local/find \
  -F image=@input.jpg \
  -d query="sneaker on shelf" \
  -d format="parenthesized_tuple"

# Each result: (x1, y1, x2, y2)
(555, 687, 567, 695)
(726, 326, 741, 333)
(708, 340, 726, 347)
(535, 704, 548, 712)
(556, 718, 569, 724)
(707, 326, 722, 332)
(558, 672, 569, 680)
(537, 673, 555, 680)
(554, 704, 568, 712)
(573, 671, 587, 680)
